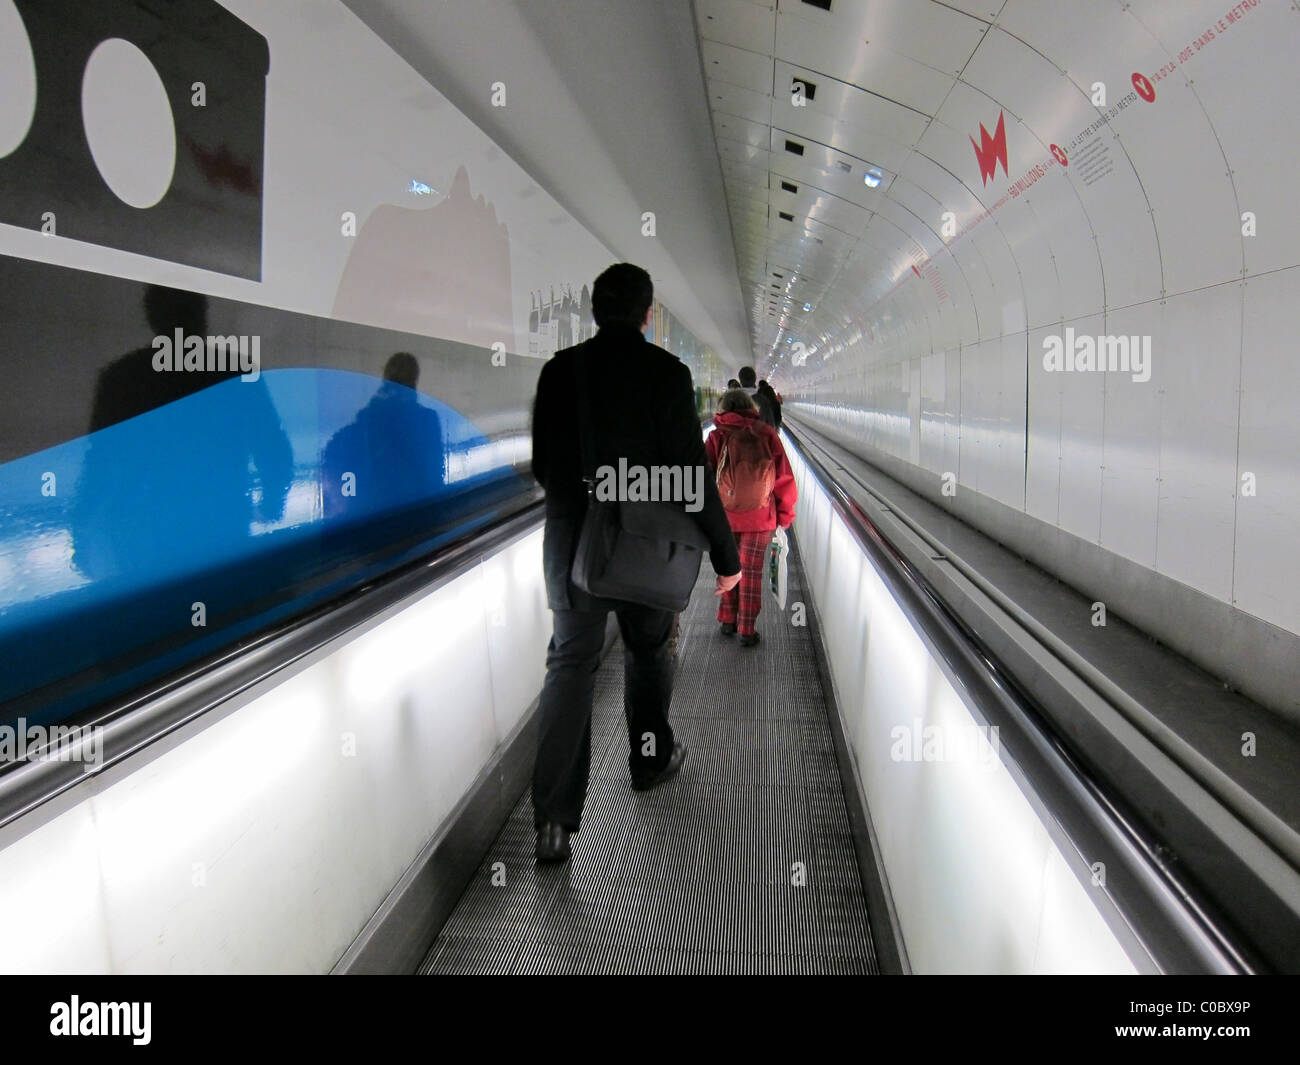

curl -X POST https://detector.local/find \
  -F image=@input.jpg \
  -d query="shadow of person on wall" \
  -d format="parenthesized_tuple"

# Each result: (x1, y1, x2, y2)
(71, 284, 293, 583)
(321, 352, 446, 523)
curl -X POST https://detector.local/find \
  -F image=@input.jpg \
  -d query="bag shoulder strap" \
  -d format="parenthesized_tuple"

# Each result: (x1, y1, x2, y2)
(572, 341, 596, 491)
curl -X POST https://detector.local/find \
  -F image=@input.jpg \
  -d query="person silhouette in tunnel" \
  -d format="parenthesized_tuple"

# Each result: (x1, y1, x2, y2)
(321, 352, 446, 521)
(737, 365, 777, 428)
(72, 285, 293, 582)
(529, 263, 741, 864)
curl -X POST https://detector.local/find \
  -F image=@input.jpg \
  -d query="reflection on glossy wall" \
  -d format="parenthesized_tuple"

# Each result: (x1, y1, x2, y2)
(0, 0, 718, 726)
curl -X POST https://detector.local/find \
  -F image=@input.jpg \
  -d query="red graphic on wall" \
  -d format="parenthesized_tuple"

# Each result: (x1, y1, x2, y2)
(1132, 71, 1156, 102)
(911, 264, 921, 277)
(970, 111, 1009, 186)
(188, 140, 261, 196)
(1050, 144, 1068, 166)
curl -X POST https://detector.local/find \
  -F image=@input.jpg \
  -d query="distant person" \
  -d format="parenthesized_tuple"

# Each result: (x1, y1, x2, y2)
(530, 263, 741, 863)
(726, 378, 741, 389)
(322, 352, 445, 520)
(737, 365, 777, 427)
(756, 378, 782, 431)
(705, 389, 796, 647)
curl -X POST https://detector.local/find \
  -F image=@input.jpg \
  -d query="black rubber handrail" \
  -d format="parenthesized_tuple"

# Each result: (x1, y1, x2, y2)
(782, 424, 1251, 974)
(0, 496, 544, 834)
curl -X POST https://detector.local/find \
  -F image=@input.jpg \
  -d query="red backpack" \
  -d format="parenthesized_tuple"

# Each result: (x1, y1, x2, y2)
(716, 421, 775, 512)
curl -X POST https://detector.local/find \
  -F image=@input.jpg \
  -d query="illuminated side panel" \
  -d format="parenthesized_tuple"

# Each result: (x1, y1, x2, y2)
(784, 439, 1136, 974)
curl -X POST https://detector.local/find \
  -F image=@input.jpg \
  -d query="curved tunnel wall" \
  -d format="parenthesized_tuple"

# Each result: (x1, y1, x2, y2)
(757, 0, 1298, 716)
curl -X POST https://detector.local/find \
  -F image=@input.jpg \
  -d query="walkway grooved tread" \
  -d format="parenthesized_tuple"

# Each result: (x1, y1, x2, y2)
(420, 551, 877, 975)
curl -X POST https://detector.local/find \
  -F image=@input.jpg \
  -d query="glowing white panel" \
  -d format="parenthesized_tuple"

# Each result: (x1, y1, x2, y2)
(0, 531, 551, 973)
(0, 804, 108, 973)
(94, 666, 342, 972)
(1034, 840, 1140, 974)
(788, 452, 1134, 972)
(483, 529, 549, 739)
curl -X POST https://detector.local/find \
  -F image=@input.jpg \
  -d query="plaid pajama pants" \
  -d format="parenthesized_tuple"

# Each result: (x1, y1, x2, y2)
(717, 529, 773, 637)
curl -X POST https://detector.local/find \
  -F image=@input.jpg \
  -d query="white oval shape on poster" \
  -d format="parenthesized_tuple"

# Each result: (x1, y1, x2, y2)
(81, 37, 176, 209)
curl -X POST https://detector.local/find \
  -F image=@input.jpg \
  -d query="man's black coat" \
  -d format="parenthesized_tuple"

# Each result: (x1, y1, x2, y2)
(531, 323, 741, 611)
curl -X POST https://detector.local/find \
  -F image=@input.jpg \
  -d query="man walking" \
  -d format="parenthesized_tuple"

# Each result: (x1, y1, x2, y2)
(530, 263, 741, 863)
(737, 365, 778, 427)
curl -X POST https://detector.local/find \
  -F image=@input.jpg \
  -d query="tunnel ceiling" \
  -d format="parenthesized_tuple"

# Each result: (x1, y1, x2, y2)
(695, 0, 1000, 375)
(693, 0, 1290, 383)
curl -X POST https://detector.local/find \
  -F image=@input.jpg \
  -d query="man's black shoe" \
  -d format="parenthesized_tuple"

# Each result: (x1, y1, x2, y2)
(535, 821, 571, 863)
(719, 621, 737, 636)
(631, 742, 687, 792)
(739, 632, 760, 647)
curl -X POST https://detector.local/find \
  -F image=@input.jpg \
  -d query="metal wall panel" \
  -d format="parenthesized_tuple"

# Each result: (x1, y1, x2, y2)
(1098, 302, 1164, 568)
(1233, 266, 1300, 634)
(1154, 284, 1241, 603)
(1055, 314, 1108, 545)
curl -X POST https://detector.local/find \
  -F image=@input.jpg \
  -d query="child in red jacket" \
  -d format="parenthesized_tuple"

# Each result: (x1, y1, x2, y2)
(705, 390, 797, 646)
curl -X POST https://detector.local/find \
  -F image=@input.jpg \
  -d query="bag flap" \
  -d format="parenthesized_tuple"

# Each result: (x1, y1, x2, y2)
(617, 500, 710, 550)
